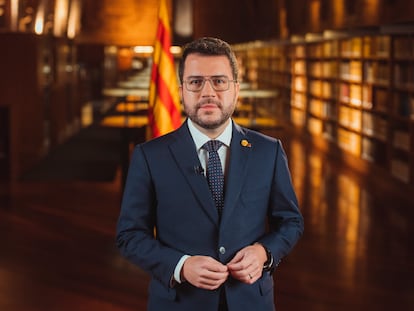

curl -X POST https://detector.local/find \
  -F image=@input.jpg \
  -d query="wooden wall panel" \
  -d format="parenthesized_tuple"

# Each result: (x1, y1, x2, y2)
(0, 33, 45, 181)
(0, 33, 80, 181)
(193, 0, 279, 44)
(77, 0, 173, 46)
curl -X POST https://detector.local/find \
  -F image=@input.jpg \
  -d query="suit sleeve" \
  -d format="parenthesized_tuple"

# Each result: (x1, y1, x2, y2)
(116, 145, 184, 288)
(258, 140, 304, 267)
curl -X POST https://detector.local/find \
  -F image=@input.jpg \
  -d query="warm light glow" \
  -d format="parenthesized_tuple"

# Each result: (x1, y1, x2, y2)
(54, 0, 69, 37)
(133, 46, 154, 54)
(0, 0, 5, 17)
(332, 0, 345, 28)
(67, 0, 81, 39)
(170, 46, 182, 55)
(105, 46, 118, 55)
(337, 174, 361, 282)
(365, 0, 380, 24)
(34, 1, 46, 35)
(288, 138, 306, 206)
(10, 0, 19, 31)
(174, 0, 193, 37)
(305, 33, 323, 42)
(309, 0, 320, 31)
(132, 46, 181, 56)
(81, 102, 94, 128)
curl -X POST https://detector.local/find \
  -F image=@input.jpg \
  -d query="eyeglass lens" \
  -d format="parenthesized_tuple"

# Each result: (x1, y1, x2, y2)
(185, 76, 230, 91)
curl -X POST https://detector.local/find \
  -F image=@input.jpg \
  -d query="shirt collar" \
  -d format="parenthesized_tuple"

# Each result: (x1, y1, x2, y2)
(187, 118, 233, 151)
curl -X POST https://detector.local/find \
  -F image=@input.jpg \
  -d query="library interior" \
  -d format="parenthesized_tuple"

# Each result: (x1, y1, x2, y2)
(0, 0, 413, 310)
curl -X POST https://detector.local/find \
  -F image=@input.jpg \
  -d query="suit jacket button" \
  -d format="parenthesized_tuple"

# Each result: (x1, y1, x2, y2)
(219, 246, 226, 254)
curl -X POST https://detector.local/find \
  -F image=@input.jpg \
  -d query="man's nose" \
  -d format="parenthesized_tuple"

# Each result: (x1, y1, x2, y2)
(200, 79, 216, 96)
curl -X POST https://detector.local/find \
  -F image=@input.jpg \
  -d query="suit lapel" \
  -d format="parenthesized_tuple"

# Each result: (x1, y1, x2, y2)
(221, 123, 251, 225)
(169, 122, 220, 225)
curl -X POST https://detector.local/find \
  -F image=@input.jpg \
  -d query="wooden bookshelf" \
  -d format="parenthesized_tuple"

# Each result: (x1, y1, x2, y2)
(235, 30, 414, 186)
(390, 33, 414, 183)
(0, 33, 80, 181)
(233, 42, 291, 124)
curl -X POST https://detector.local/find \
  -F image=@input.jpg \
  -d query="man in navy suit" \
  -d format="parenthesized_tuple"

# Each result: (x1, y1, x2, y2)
(116, 37, 304, 311)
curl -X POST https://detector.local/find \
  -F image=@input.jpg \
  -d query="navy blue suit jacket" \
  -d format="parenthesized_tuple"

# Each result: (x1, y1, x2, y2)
(116, 120, 304, 311)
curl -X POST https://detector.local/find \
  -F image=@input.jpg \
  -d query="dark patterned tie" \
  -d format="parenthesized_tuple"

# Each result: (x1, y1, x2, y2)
(202, 140, 225, 216)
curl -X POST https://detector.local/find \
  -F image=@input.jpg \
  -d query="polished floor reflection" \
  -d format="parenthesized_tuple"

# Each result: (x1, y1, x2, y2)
(0, 129, 413, 311)
(277, 132, 414, 310)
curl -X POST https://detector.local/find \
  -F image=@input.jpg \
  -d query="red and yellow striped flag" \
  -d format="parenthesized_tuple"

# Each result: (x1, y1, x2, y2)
(148, 0, 182, 139)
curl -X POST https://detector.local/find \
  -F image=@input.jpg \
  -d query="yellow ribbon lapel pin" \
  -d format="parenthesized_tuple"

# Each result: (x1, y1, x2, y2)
(240, 139, 251, 148)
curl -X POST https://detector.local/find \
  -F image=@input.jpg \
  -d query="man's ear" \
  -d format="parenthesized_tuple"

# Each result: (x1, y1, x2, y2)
(179, 85, 184, 100)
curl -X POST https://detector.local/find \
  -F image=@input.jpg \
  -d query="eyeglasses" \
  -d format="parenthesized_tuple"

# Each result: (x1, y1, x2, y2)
(183, 76, 237, 92)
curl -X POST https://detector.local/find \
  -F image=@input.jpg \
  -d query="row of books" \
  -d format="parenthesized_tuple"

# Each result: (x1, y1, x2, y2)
(293, 60, 306, 75)
(362, 112, 388, 141)
(309, 80, 337, 99)
(309, 99, 337, 119)
(394, 92, 414, 119)
(292, 76, 307, 92)
(393, 37, 414, 59)
(292, 80, 400, 118)
(339, 61, 363, 82)
(339, 83, 389, 113)
(393, 130, 411, 151)
(361, 137, 387, 163)
(295, 59, 391, 84)
(308, 61, 338, 78)
(340, 36, 391, 58)
(290, 92, 306, 110)
(291, 102, 412, 167)
(340, 37, 363, 58)
(364, 61, 390, 84)
(394, 64, 414, 87)
(307, 41, 339, 58)
(292, 78, 391, 111)
(290, 108, 306, 127)
(339, 83, 363, 106)
(298, 99, 389, 141)
(363, 36, 390, 58)
(291, 45, 306, 58)
(391, 159, 411, 183)
(307, 117, 323, 135)
(338, 106, 362, 131)
(294, 36, 391, 59)
(338, 128, 361, 156)
(293, 79, 391, 113)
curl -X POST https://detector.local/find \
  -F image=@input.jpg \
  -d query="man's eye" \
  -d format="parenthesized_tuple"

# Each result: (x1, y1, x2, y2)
(213, 78, 225, 84)
(189, 79, 203, 85)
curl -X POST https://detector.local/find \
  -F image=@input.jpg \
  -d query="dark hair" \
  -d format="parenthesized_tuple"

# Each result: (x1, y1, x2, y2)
(178, 37, 239, 84)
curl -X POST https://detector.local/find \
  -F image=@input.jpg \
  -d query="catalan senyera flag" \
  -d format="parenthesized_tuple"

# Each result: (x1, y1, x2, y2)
(148, 0, 182, 139)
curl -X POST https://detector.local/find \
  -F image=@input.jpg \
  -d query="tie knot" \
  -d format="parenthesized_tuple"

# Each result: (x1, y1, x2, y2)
(203, 140, 223, 152)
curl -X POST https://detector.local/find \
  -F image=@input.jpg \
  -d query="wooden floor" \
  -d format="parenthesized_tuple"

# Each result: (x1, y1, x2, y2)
(1, 129, 413, 311)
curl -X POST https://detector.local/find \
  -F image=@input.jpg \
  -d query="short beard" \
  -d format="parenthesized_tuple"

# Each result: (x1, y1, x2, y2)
(184, 98, 234, 130)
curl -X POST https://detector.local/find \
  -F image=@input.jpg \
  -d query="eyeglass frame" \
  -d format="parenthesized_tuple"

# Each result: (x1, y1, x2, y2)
(182, 75, 238, 92)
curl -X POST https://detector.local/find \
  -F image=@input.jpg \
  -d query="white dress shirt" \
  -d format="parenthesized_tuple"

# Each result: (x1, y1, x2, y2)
(187, 118, 232, 175)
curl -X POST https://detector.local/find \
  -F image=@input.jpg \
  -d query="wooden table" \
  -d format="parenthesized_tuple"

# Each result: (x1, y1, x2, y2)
(102, 88, 149, 99)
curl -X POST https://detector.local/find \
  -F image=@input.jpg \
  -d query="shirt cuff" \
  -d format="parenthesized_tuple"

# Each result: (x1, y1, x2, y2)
(174, 255, 191, 284)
